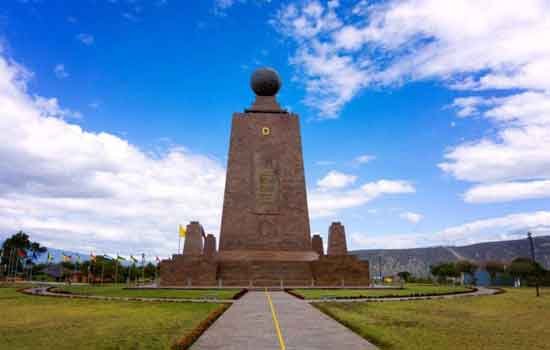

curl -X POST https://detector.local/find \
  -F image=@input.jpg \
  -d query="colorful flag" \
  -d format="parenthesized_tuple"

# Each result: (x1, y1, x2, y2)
(62, 253, 72, 262)
(90, 252, 96, 262)
(116, 255, 126, 261)
(103, 254, 112, 260)
(17, 249, 26, 258)
(130, 255, 138, 263)
(179, 225, 187, 238)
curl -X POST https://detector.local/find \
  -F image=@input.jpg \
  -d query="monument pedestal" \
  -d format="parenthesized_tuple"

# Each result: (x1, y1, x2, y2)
(159, 255, 217, 286)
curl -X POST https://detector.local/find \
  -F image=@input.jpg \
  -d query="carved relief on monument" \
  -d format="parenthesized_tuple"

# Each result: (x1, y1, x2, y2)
(252, 152, 280, 214)
(258, 216, 278, 238)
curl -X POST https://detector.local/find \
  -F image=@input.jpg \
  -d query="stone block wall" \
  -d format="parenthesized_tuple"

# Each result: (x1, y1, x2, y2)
(159, 255, 217, 286)
(311, 255, 370, 286)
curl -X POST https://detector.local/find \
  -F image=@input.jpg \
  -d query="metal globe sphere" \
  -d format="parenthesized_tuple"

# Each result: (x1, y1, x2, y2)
(250, 67, 281, 96)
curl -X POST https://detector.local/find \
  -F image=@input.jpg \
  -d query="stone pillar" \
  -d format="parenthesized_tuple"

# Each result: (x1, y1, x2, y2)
(183, 221, 204, 255)
(311, 234, 324, 257)
(204, 234, 217, 257)
(327, 222, 347, 256)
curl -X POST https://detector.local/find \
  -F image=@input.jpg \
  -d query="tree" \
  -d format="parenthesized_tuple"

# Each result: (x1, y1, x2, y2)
(455, 260, 478, 284)
(1, 231, 47, 277)
(397, 271, 411, 282)
(484, 261, 505, 285)
(508, 257, 543, 286)
(144, 262, 157, 279)
(430, 262, 459, 282)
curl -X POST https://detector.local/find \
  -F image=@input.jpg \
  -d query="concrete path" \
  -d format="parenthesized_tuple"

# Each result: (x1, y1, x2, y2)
(271, 291, 377, 350)
(191, 291, 281, 350)
(192, 291, 377, 350)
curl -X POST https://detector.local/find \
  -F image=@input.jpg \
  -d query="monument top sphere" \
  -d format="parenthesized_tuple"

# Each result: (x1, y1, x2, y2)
(250, 67, 281, 96)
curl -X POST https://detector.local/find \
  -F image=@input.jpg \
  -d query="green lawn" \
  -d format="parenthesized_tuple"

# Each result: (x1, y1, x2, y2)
(52, 284, 241, 300)
(315, 288, 550, 350)
(292, 283, 471, 299)
(0, 287, 223, 350)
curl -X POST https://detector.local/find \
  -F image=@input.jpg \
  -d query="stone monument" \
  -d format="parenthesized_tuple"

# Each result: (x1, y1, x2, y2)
(160, 67, 370, 286)
(327, 222, 347, 256)
(311, 234, 324, 257)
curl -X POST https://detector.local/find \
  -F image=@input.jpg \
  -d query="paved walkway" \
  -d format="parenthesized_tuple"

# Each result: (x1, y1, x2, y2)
(192, 291, 377, 350)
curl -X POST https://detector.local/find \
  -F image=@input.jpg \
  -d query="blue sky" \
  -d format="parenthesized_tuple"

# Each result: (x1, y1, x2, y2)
(0, 0, 549, 258)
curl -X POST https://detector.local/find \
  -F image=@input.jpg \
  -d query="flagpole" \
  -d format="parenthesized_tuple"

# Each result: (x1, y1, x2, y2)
(29, 256, 33, 282)
(101, 259, 105, 286)
(13, 255, 18, 280)
(178, 236, 181, 254)
(143, 254, 146, 284)
(6, 248, 12, 281)
(155, 258, 158, 286)
(115, 258, 118, 286)
(8, 248, 14, 281)
(7, 248, 12, 280)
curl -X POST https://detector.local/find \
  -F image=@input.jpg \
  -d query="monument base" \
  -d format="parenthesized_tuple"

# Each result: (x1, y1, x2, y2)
(159, 253, 370, 287)
(311, 255, 371, 286)
(159, 255, 217, 286)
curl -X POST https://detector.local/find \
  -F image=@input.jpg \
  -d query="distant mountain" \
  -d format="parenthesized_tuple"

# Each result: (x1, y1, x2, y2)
(351, 236, 550, 278)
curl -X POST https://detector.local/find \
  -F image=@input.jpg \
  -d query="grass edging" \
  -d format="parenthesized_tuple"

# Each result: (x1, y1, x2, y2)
(172, 303, 231, 350)
(47, 286, 247, 301)
(290, 287, 477, 300)
(285, 289, 305, 299)
(232, 289, 248, 300)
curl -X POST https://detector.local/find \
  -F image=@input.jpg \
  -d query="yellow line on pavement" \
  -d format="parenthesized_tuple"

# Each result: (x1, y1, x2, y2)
(265, 288, 286, 350)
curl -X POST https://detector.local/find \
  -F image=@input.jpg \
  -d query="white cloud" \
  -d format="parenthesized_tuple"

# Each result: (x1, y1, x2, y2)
(316, 170, 356, 190)
(213, 0, 270, 15)
(274, 0, 550, 118)
(353, 154, 375, 165)
(400, 211, 423, 224)
(76, 33, 94, 46)
(33, 96, 82, 120)
(0, 52, 225, 258)
(464, 180, 550, 203)
(53, 64, 69, 79)
(352, 211, 550, 249)
(272, 0, 550, 203)
(215, 0, 235, 11)
(441, 91, 550, 202)
(437, 211, 550, 246)
(309, 179, 415, 218)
